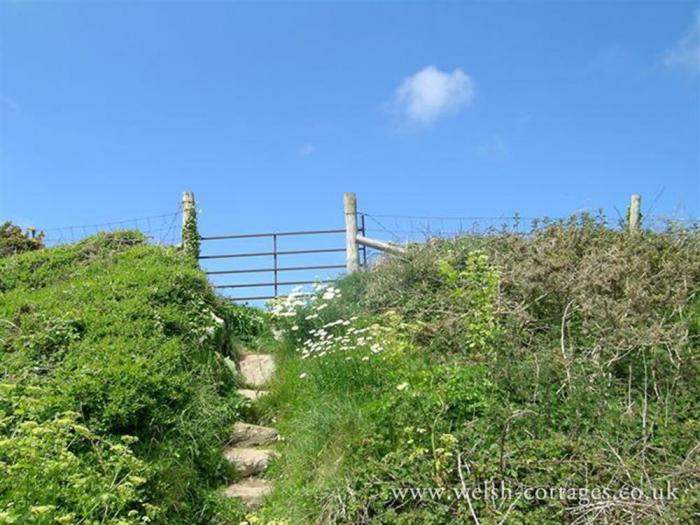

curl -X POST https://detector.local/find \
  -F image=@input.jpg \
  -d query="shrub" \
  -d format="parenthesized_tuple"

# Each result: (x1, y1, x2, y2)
(257, 216, 700, 524)
(0, 384, 156, 524)
(0, 231, 250, 523)
(0, 221, 44, 257)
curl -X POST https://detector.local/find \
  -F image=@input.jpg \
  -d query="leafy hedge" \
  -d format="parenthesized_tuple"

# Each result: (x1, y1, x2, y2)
(0, 232, 262, 524)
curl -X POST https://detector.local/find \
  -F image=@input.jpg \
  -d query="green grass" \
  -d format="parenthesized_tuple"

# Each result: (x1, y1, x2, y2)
(0, 232, 263, 524)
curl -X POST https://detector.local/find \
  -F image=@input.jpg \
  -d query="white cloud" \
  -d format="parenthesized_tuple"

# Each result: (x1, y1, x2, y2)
(664, 10, 700, 74)
(394, 66, 475, 126)
(299, 143, 314, 156)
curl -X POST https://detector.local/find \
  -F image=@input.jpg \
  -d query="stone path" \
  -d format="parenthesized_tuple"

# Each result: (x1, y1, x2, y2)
(238, 353, 276, 389)
(223, 353, 278, 508)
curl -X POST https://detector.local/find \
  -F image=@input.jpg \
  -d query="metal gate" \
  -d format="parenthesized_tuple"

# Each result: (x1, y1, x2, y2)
(198, 221, 367, 302)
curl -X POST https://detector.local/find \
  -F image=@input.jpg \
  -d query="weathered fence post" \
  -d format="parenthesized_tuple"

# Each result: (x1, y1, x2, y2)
(181, 191, 200, 259)
(628, 194, 641, 234)
(344, 192, 359, 274)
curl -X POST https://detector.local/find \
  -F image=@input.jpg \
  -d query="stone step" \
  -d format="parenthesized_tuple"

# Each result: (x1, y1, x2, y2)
(231, 422, 278, 447)
(223, 478, 273, 508)
(238, 388, 269, 401)
(239, 354, 275, 388)
(223, 447, 279, 477)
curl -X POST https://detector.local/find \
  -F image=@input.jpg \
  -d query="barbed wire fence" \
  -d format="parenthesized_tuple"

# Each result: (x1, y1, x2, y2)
(40, 210, 182, 247)
(10, 191, 697, 308)
(362, 213, 549, 241)
(365, 212, 697, 239)
(18, 193, 698, 292)
(357, 210, 698, 265)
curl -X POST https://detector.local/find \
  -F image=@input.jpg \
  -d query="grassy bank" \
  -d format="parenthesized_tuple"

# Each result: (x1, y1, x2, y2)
(256, 217, 700, 524)
(0, 232, 263, 524)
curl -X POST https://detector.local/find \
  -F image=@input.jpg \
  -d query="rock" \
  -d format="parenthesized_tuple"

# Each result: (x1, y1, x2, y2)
(238, 389, 269, 401)
(239, 354, 275, 388)
(223, 478, 273, 508)
(230, 422, 278, 447)
(223, 447, 279, 477)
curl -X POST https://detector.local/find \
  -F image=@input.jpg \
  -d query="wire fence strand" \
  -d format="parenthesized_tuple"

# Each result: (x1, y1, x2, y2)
(42, 210, 182, 246)
(359, 211, 697, 243)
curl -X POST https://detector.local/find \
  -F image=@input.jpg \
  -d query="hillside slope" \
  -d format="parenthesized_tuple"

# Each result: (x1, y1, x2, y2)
(0, 232, 262, 524)
(255, 218, 700, 524)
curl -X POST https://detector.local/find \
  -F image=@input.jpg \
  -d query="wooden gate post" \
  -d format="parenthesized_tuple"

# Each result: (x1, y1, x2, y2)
(181, 191, 199, 258)
(628, 194, 641, 234)
(344, 192, 359, 273)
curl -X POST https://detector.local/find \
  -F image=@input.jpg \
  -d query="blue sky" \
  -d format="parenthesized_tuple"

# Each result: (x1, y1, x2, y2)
(1, 1, 698, 248)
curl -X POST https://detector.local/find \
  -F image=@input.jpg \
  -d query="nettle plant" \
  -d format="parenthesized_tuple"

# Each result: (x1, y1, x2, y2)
(269, 284, 387, 363)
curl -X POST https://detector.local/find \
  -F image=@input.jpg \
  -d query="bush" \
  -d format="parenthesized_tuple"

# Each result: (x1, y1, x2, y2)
(0, 231, 251, 523)
(0, 384, 155, 524)
(256, 216, 700, 524)
(0, 221, 44, 257)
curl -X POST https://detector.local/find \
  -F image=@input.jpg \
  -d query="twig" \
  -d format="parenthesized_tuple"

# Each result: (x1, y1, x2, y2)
(496, 495, 521, 525)
(499, 409, 536, 475)
(560, 300, 574, 388)
(457, 452, 481, 525)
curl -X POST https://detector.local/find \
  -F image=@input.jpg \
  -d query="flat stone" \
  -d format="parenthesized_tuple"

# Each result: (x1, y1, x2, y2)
(231, 422, 278, 447)
(223, 478, 273, 508)
(239, 354, 275, 388)
(223, 447, 279, 477)
(238, 389, 269, 401)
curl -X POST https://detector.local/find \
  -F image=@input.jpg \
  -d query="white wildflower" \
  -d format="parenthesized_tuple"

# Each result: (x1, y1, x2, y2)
(370, 344, 383, 354)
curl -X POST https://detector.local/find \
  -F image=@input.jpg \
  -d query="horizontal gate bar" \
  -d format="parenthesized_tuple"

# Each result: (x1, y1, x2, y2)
(201, 228, 345, 241)
(229, 295, 276, 301)
(229, 293, 315, 301)
(215, 279, 336, 289)
(206, 264, 345, 275)
(199, 247, 345, 260)
(356, 234, 407, 255)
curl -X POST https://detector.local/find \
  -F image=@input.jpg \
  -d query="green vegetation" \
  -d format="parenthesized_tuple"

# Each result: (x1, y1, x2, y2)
(0, 232, 263, 524)
(3, 218, 698, 524)
(0, 222, 44, 258)
(254, 216, 700, 524)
